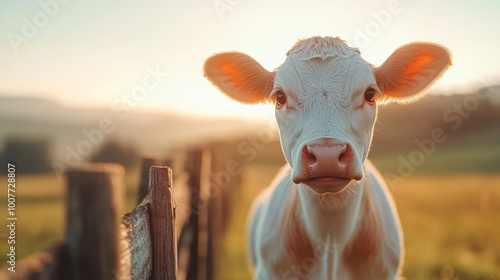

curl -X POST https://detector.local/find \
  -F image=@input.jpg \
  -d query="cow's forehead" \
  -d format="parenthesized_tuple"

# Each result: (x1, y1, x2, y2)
(286, 36, 360, 60)
(274, 37, 374, 101)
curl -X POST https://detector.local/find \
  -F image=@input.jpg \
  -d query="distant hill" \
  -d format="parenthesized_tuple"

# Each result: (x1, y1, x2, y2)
(1, 85, 499, 175)
(373, 89, 500, 151)
(371, 87, 500, 174)
(0, 96, 263, 172)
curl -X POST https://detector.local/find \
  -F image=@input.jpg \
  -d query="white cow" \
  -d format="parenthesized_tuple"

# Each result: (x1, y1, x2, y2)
(204, 36, 450, 279)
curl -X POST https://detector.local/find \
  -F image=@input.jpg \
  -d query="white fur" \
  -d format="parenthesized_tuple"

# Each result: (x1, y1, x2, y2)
(203, 36, 451, 279)
(248, 162, 402, 279)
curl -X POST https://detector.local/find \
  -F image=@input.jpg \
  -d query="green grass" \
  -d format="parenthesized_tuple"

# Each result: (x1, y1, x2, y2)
(216, 163, 279, 280)
(0, 168, 141, 266)
(0, 173, 65, 264)
(217, 164, 500, 280)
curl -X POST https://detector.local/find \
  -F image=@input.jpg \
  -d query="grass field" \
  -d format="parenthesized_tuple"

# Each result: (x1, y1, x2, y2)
(1, 163, 499, 279)
(0, 168, 141, 266)
(217, 163, 500, 280)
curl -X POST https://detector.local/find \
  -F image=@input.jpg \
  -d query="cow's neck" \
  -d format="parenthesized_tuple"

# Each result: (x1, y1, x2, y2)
(296, 181, 365, 244)
(280, 178, 381, 276)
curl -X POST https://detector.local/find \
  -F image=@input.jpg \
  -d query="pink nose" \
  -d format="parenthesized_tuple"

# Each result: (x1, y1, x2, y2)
(300, 141, 358, 180)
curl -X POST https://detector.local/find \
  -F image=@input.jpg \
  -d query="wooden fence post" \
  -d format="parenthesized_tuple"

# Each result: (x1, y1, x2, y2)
(184, 149, 212, 280)
(137, 158, 156, 205)
(149, 166, 178, 280)
(65, 163, 124, 280)
(206, 141, 244, 279)
(198, 149, 212, 280)
(185, 150, 201, 280)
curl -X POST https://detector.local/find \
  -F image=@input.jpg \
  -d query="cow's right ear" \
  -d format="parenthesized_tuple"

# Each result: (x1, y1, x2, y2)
(374, 42, 451, 104)
(203, 52, 275, 104)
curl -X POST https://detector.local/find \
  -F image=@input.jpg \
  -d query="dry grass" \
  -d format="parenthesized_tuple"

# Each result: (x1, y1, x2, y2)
(391, 175, 500, 279)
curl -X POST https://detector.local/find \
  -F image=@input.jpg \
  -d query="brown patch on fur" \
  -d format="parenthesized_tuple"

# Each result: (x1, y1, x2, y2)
(343, 183, 382, 265)
(273, 189, 315, 275)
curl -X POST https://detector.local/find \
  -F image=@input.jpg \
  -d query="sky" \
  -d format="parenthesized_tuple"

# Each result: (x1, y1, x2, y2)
(1, 0, 499, 118)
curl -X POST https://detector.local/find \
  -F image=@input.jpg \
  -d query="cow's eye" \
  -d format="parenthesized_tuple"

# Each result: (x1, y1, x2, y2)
(275, 91, 287, 108)
(364, 88, 376, 103)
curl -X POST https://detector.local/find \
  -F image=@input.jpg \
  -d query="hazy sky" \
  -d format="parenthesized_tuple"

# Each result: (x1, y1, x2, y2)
(1, 0, 499, 117)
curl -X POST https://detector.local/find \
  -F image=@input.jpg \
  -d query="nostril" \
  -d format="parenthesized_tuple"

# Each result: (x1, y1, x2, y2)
(303, 145, 317, 165)
(307, 152, 317, 164)
(338, 144, 351, 164)
(338, 151, 346, 163)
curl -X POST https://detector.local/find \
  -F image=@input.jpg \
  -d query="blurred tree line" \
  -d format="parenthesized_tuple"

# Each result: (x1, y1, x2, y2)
(371, 91, 500, 153)
(0, 139, 139, 175)
(0, 88, 498, 175)
(0, 139, 52, 174)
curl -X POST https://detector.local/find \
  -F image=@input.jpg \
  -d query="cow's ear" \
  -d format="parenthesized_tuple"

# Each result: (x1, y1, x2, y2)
(204, 52, 275, 104)
(374, 42, 451, 103)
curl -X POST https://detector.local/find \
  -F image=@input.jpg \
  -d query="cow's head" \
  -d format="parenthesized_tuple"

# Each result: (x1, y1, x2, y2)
(204, 36, 450, 195)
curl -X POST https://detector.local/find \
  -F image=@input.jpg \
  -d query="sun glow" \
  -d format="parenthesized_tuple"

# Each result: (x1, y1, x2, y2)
(0, 1, 499, 118)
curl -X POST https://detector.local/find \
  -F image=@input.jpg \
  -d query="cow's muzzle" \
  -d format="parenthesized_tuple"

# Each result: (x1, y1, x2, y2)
(292, 138, 363, 193)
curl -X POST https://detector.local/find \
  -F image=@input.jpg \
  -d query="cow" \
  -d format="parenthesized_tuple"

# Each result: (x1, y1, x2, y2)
(203, 36, 451, 279)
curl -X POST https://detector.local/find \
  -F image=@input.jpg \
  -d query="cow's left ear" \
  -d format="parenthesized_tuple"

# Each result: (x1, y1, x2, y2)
(374, 42, 451, 103)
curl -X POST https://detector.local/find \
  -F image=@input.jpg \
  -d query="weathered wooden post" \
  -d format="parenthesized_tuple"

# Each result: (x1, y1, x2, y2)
(65, 163, 124, 280)
(149, 166, 178, 280)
